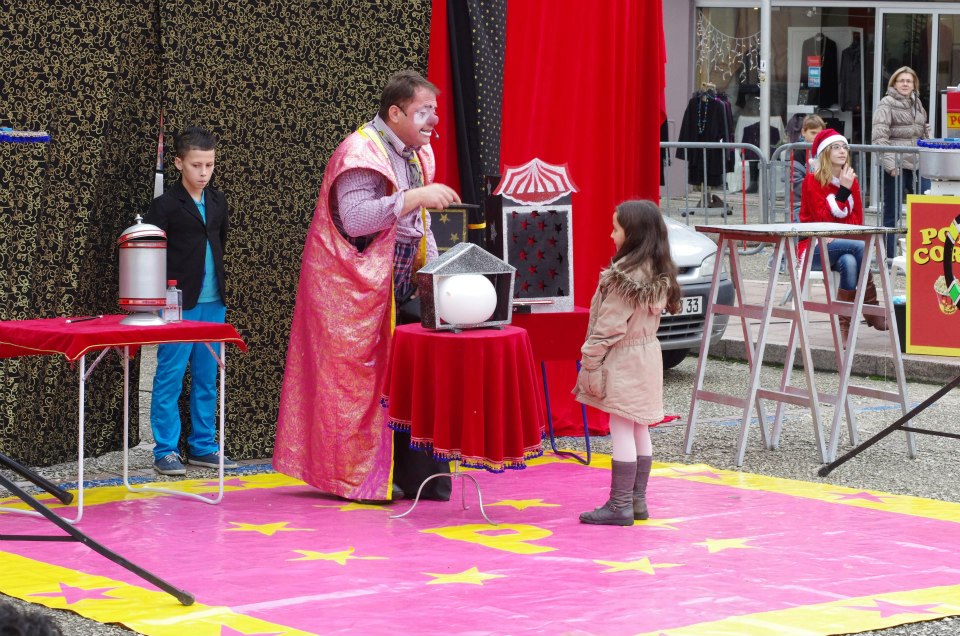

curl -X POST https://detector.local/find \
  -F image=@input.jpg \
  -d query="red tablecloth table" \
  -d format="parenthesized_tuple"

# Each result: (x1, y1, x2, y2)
(511, 308, 590, 362)
(385, 324, 545, 473)
(0, 314, 247, 521)
(0, 314, 246, 605)
(511, 308, 597, 463)
(0, 314, 246, 361)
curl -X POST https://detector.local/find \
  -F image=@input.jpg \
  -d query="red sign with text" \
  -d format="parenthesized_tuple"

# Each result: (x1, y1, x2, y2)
(906, 196, 960, 356)
(948, 91, 960, 133)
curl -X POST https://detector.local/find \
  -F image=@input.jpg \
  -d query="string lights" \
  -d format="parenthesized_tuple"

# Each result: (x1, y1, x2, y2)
(695, 10, 760, 83)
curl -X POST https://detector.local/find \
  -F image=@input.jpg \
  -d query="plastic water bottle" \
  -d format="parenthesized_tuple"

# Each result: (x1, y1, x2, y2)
(163, 279, 182, 323)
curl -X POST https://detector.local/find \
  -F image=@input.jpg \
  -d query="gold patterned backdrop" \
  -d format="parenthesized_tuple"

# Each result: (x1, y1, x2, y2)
(0, 2, 162, 465)
(0, 1, 431, 465)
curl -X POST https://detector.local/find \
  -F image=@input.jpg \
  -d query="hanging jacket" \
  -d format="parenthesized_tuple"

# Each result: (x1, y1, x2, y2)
(800, 35, 839, 108)
(676, 92, 735, 186)
(838, 41, 862, 112)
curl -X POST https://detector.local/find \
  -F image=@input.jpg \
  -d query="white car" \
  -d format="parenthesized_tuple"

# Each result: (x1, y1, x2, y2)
(659, 217, 733, 369)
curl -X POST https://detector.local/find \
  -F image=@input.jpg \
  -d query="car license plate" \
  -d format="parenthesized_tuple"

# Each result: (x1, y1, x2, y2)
(675, 296, 703, 316)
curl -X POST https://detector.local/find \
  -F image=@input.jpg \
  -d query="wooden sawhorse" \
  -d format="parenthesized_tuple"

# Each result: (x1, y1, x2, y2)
(683, 223, 912, 465)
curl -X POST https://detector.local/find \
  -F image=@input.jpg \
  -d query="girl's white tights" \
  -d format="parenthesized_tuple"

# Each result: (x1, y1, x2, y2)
(608, 413, 652, 462)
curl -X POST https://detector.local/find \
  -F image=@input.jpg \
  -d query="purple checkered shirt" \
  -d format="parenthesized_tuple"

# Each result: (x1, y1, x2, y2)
(331, 116, 437, 261)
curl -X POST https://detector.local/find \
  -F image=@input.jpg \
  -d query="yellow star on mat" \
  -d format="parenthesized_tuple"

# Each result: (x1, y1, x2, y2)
(423, 566, 506, 585)
(594, 557, 683, 575)
(289, 547, 388, 565)
(439, 213, 450, 223)
(636, 517, 686, 530)
(694, 537, 756, 553)
(313, 502, 390, 511)
(340, 502, 393, 512)
(225, 521, 314, 536)
(450, 232, 460, 242)
(487, 499, 560, 510)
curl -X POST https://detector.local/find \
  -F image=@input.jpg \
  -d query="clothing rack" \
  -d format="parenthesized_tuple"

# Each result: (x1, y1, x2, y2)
(677, 81, 735, 217)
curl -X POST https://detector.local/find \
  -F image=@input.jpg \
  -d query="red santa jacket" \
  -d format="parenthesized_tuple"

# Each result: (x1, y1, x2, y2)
(797, 171, 863, 261)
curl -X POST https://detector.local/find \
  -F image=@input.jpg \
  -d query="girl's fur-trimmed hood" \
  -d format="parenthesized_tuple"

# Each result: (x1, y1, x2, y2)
(599, 264, 669, 307)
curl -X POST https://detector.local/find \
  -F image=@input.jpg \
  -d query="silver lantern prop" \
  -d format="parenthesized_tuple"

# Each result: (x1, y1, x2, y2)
(118, 214, 167, 326)
(417, 242, 516, 331)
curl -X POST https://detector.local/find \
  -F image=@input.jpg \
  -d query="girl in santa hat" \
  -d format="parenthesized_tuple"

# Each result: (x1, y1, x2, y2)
(799, 128, 889, 342)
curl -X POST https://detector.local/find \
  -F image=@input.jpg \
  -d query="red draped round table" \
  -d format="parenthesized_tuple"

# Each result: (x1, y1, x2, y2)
(385, 324, 545, 473)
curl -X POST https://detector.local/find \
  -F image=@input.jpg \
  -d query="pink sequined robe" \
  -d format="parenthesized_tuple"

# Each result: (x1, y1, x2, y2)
(273, 126, 436, 500)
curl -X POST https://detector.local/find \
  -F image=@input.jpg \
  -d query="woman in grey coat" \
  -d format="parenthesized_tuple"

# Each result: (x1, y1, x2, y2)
(871, 65, 930, 260)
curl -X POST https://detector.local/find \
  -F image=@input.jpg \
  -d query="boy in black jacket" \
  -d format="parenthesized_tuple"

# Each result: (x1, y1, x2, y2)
(145, 127, 237, 475)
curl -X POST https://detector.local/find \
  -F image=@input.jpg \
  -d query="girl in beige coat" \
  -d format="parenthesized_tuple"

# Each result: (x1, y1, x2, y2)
(574, 200, 681, 526)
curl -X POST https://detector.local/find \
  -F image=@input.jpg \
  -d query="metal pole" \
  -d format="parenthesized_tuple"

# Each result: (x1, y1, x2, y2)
(759, 0, 771, 159)
(759, 0, 772, 221)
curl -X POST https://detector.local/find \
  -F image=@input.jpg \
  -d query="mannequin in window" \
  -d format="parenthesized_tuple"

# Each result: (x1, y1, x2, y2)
(800, 32, 838, 108)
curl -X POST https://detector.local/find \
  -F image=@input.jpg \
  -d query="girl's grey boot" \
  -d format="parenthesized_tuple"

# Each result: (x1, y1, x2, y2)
(579, 460, 636, 526)
(633, 455, 653, 520)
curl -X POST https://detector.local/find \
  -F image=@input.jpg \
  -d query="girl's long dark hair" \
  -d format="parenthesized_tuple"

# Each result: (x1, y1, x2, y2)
(612, 200, 682, 313)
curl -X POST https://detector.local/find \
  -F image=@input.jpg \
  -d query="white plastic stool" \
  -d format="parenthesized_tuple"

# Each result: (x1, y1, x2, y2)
(779, 268, 841, 305)
(890, 238, 907, 277)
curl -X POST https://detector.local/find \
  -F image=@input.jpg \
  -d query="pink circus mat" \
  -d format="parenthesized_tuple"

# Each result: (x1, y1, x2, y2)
(3, 456, 960, 635)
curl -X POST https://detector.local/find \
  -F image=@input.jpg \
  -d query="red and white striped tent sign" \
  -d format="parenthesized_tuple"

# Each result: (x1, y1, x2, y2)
(493, 158, 578, 205)
(494, 158, 577, 312)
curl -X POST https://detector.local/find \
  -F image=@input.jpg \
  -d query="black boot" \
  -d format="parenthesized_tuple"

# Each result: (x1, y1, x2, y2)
(633, 455, 652, 520)
(746, 162, 759, 193)
(580, 460, 636, 526)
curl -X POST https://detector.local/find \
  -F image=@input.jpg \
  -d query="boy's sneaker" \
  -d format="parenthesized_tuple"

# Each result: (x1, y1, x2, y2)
(186, 451, 239, 469)
(154, 453, 186, 476)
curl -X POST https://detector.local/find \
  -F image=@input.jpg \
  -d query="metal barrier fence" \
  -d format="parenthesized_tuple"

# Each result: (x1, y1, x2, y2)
(661, 139, 924, 261)
(660, 141, 766, 225)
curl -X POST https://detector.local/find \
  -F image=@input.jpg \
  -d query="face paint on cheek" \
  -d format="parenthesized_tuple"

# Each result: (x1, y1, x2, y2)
(413, 110, 439, 127)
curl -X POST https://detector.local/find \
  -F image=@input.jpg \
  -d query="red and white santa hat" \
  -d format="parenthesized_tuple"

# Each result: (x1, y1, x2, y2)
(811, 128, 848, 158)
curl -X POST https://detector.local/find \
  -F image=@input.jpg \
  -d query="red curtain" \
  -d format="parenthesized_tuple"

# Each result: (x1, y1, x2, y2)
(500, 0, 666, 435)
(426, 0, 461, 195)
(428, 0, 666, 435)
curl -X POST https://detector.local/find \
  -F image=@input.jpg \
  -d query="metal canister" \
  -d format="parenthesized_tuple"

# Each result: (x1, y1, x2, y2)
(118, 214, 167, 317)
(918, 138, 960, 182)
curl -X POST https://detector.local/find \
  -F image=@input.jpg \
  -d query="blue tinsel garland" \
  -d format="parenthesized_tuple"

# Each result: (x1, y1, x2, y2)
(918, 138, 960, 150)
(0, 129, 51, 144)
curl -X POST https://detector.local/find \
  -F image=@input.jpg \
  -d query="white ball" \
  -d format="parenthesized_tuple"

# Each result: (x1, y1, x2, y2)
(436, 274, 498, 326)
